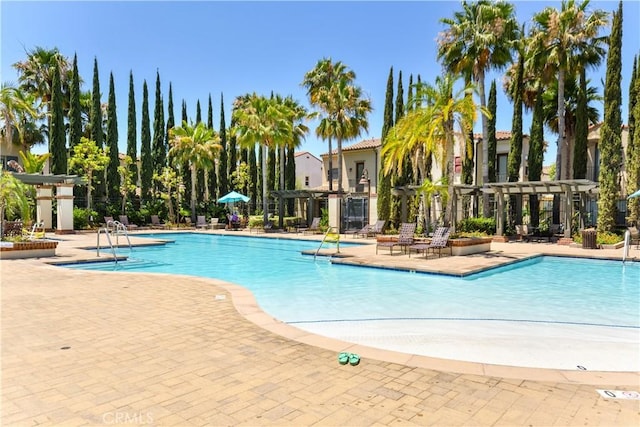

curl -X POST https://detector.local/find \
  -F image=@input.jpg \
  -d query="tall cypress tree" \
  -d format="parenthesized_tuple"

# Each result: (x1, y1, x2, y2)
(140, 81, 152, 201)
(207, 94, 217, 201)
(267, 146, 276, 194)
(487, 80, 497, 182)
(196, 100, 202, 124)
(377, 66, 394, 222)
(165, 83, 175, 166)
(628, 57, 640, 224)
(152, 71, 165, 176)
(507, 58, 523, 183)
(126, 71, 137, 178)
(181, 100, 187, 125)
(507, 52, 524, 227)
(573, 67, 588, 179)
(50, 63, 66, 175)
(228, 117, 238, 185)
(597, 1, 623, 232)
(68, 53, 82, 151)
(218, 94, 228, 197)
(257, 145, 263, 211)
(90, 58, 103, 149)
(106, 72, 120, 201)
(528, 86, 545, 228)
(394, 70, 404, 125)
(407, 74, 414, 111)
(285, 145, 296, 215)
(90, 58, 105, 200)
(248, 144, 257, 214)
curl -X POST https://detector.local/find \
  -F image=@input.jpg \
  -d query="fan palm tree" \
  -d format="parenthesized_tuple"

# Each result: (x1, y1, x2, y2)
(169, 121, 221, 222)
(383, 74, 480, 226)
(13, 47, 71, 144)
(438, 0, 519, 214)
(277, 95, 309, 227)
(302, 58, 356, 191)
(529, 0, 608, 180)
(232, 93, 292, 225)
(0, 83, 40, 150)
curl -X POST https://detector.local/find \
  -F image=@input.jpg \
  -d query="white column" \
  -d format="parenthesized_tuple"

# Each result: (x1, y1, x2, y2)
(36, 185, 53, 230)
(328, 194, 339, 230)
(55, 183, 75, 234)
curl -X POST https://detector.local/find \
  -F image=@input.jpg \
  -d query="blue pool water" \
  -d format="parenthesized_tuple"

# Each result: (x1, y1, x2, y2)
(67, 233, 639, 329)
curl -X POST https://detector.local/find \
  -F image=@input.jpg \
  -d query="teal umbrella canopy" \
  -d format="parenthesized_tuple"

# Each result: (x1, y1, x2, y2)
(217, 191, 250, 203)
(628, 189, 640, 199)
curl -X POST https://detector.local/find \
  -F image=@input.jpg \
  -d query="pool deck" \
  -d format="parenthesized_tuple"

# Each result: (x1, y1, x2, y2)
(2, 229, 639, 426)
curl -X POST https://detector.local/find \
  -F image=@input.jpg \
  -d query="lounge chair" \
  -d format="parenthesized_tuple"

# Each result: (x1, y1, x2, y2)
(196, 215, 208, 229)
(516, 224, 534, 242)
(362, 220, 386, 238)
(376, 222, 416, 254)
(150, 215, 167, 229)
(22, 221, 46, 240)
(104, 216, 115, 226)
(628, 226, 640, 248)
(299, 217, 321, 234)
(409, 226, 450, 258)
(119, 215, 138, 230)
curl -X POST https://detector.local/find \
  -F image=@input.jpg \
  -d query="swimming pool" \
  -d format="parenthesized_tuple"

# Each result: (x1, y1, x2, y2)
(67, 233, 640, 371)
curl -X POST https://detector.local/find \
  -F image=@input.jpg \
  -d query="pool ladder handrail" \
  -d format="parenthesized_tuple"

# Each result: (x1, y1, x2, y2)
(97, 220, 132, 262)
(622, 229, 630, 263)
(314, 227, 340, 260)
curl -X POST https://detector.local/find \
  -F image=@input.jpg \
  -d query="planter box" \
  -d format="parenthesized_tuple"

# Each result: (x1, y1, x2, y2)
(0, 241, 58, 259)
(450, 237, 492, 256)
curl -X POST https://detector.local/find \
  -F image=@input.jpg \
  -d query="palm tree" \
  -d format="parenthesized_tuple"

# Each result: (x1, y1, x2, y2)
(529, 0, 608, 180)
(438, 0, 519, 215)
(277, 95, 309, 227)
(302, 58, 355, 191)
(0, 83, 40, 150)
(169, 121, 221, 222)
(233, 93, 293, 225)
(383, 74, 480, 226)
(13, 47, 71, 144)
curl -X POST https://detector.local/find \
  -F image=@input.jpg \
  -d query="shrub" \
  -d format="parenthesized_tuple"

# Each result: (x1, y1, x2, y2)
(456, 217, 496, 236)
(74, 207, 98, 229)
(572, 230, 622, 245)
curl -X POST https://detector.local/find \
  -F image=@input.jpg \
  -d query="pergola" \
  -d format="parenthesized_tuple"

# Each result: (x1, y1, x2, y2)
(270, 189, 339, 227)
(479, 180, 599, 238)
(393, 180, 599, 238)
(12, 173, 84, 233)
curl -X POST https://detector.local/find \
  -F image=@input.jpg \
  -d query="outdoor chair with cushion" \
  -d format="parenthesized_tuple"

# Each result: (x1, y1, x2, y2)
(150, 215, 167, 229)
(119, 215, 138, 230)
(196, 215, 208, 229)
(376, 222, 416, 255)
(299, 217, 321, 234)
(409, 226, 450, 258)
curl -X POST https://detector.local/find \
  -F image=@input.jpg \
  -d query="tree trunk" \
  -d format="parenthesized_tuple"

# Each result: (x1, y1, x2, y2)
(556, 68, 565, 181)
(327, 137, 333, 191)
(204, 171, 209, 202)
(336, 136, 343, 231)
(477, 70, 490, 217)
(279, 145, 285, 228)
(190, 165, 197, 223)
(262, 144, 268, 225)
(87, 173, 93, 211)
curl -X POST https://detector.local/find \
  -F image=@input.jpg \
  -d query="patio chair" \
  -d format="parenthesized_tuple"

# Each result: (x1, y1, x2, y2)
(22, 221, 46, 240)
(520, 224, 534, 242)
(299, 217, 321, 234)
(150, 215, 167, 229)
(376, 222, 416, 254)
(196, 215, 208, 229)
(363, 220, 386, 238)
(119, 215, 138, 230)
(408, 226, 450, 258)
(210, 217, 221, 229)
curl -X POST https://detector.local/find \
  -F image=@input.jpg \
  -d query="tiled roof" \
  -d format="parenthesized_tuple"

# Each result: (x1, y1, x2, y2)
(322, 138, 381, 156)
(473, 131, 526, 141)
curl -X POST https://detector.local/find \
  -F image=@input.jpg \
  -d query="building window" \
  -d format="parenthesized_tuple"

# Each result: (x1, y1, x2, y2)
(497, 154, 508, 182)
(454, 156, 462, 173)
(329, 168, 338, 180)
(304, 176, 309, 187)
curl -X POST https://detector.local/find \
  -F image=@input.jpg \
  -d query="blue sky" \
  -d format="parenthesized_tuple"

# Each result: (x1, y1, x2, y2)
(2, 0, 639, 166)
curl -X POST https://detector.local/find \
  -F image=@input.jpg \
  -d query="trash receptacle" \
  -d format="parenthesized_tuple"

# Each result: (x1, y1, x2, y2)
(582, 229, 598, 249)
